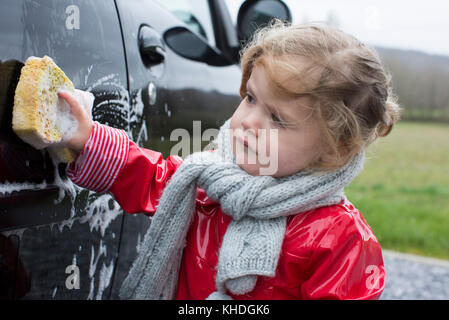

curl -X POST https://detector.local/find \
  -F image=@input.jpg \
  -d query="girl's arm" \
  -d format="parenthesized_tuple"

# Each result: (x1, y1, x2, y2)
(58, 90, 183, 215)
(108, 137, 183, 214)
(299, 211, 386, 300)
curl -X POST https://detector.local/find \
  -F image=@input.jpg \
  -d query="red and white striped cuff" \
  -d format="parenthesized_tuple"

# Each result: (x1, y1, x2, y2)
(66, 121, 130, 193)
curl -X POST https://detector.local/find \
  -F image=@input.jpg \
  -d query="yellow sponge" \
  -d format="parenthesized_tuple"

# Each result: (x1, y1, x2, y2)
(12, 56, 78, 163)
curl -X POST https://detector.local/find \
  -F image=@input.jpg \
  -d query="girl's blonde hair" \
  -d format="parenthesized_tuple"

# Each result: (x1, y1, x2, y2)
(239, 20, 402, 172)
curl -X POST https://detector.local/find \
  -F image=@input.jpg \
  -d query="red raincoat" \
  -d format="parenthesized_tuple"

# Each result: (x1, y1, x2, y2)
(67, 122, 386, 300)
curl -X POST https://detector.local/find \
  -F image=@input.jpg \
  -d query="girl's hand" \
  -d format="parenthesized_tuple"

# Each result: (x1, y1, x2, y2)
(57, 90, 94, 153)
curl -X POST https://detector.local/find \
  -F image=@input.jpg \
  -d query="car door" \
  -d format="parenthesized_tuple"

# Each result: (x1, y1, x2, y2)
(110, 0, 242, 298)
(0, 0, 129, 299)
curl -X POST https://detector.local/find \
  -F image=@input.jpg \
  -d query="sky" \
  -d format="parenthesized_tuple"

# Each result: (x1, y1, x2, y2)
(224, 0, 449, 57)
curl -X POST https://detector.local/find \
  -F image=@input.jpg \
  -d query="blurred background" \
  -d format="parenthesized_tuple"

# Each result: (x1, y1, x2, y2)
(225, 0, 449, 261)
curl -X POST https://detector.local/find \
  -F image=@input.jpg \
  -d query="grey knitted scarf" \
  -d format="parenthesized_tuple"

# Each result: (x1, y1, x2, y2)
(119, 118, 365, 300)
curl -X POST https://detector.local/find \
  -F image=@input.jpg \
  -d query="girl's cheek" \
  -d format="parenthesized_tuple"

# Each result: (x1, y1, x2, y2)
(230, 110, 242, 132)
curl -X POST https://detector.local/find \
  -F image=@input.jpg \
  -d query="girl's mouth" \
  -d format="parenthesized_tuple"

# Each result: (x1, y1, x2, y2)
(236, 136, 257, 155)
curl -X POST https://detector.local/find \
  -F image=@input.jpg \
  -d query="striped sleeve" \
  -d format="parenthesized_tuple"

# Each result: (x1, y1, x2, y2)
(66, 121, 130, 193)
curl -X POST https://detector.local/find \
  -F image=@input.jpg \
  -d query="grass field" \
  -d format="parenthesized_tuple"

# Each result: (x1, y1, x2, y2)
(345, 121, 449, 260)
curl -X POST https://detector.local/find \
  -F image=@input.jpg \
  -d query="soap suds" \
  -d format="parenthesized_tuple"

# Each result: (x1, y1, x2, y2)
(1, 71, 150, 299)
(95, 261, 114, 300)
(89, 240, 106, 279)
(79, 193, 123, 237)
(1, 228, 27, 239)
(87, 239, 114, 300)
(0, 181, 49, 195)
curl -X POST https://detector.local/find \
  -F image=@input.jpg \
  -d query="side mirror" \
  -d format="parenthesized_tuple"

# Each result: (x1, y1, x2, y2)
(237, 0, 292, 44)
(163, 26, 231, 67)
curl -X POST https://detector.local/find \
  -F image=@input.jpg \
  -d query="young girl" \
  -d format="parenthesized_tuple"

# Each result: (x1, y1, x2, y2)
(58, 21, 400, 300)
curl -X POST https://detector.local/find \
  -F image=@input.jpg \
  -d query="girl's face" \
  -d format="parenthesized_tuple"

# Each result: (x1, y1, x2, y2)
(230, 64, 325, 177)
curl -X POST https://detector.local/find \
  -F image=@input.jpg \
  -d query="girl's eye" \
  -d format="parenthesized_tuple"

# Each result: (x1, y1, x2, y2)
(271, 112, 286, 128)
(246, 93, 255, 104)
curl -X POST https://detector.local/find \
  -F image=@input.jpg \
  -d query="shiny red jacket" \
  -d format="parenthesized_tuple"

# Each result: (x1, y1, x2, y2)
(67, 122, 386, 300)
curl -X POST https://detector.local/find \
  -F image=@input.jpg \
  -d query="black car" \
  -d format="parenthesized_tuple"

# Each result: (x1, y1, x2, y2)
(0, 0, 290, 299)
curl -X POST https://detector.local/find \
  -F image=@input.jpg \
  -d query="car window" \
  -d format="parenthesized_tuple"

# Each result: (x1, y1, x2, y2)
(157, 0, 216, 47)
(0, 0, 126, 188)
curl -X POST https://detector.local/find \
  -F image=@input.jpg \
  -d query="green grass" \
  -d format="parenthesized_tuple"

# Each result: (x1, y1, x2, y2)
(345, 121, 449, 260)
(402, 108, 449, 123)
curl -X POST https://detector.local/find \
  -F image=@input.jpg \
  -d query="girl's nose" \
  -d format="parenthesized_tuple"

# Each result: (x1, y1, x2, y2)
(241, 110, 263, 134)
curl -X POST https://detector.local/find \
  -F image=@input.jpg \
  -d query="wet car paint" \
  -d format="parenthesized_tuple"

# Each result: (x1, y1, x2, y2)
(0, 0, 241, 299)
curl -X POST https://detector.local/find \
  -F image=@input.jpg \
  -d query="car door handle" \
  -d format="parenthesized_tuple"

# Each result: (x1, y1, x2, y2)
(138, 25, 166, 65)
